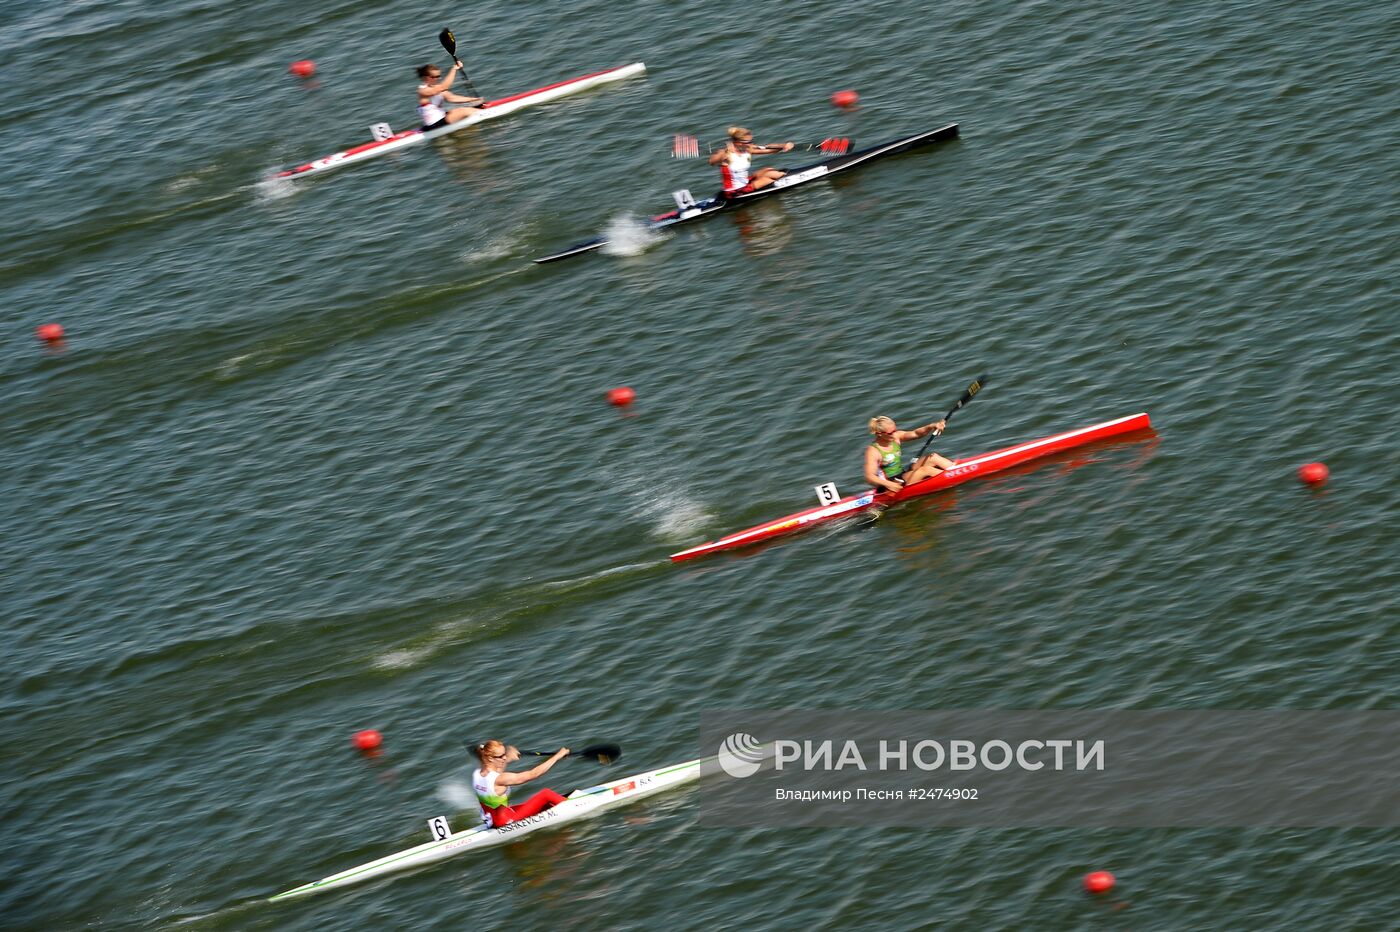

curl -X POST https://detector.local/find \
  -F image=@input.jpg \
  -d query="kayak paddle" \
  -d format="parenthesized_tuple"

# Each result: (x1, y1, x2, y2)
(671, 135, 851, 159)
(857, 374, 989, 522)
(437, 28, 481, 98)
(518, 743, 622, 764)
(909, 373, 990, 464)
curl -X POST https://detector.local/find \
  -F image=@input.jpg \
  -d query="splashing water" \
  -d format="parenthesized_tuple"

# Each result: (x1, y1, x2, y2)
(461, 231, 526, 263)
(254, 173, 297, 203)
(438, 776, 478, 812)
(163, 164, 219, 194)
(631, 487, 713, 541)
(600, 214, 665, 257)
(599, 461, 715, 541)
(651, 498, 713, 540)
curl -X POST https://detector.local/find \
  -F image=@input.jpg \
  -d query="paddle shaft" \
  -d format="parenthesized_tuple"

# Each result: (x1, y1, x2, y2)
(910, 374, 989, 463)
(437, 28, 481, 97)
(518, 742, 621, 763)
(675, 137, 850, 158)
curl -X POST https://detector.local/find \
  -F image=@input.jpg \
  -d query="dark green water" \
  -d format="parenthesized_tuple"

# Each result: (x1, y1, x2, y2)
(2, 0, 1395, 928)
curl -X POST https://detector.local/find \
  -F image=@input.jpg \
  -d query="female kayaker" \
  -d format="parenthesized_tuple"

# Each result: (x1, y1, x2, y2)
(864, 416, 954, 494)
(473, 740, 571, 828)
(416, 61, 483, 130)
(709, 126, 794, 196)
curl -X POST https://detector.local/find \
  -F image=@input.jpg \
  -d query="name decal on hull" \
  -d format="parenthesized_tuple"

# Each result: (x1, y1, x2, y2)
(770, 165, 830, 189)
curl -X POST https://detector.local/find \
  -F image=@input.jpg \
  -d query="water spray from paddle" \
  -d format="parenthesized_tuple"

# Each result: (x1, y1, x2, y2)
(599, 214, 665, 257)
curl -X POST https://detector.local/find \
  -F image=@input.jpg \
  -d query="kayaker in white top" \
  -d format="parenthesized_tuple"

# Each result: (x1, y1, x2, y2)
(472, 740, 570, 828)
(416, 61, 483, 130)
(709, 126, 794, 196)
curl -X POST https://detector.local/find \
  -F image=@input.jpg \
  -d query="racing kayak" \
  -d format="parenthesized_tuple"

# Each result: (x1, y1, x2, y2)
(670, 412, 1152, 562)
(273, 62, 646, 180)
(268, 755, 706, 901)
(533, 123, 959, 263)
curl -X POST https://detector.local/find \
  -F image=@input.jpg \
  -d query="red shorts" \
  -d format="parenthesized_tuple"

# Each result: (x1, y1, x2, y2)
(722, 181, 757, 197)
(487, 788, 568, 827)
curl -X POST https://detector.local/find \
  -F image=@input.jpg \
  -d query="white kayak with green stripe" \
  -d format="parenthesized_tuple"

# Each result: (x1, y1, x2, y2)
(269, 756, 707, 901)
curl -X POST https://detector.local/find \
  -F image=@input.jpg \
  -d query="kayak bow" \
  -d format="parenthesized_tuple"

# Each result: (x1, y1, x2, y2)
(273, 62, 646, 180)
(268, 755, 706, 901)
(670, 412, 1152, 562)
(533, 123, 959, 263)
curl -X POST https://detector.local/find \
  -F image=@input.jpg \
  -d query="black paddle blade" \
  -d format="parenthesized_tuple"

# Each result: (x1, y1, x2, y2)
(576, 743, 622, 764)
(438, 28, 457, 57)
(516, 743, 622, 763)
(948, 373, 989, 417)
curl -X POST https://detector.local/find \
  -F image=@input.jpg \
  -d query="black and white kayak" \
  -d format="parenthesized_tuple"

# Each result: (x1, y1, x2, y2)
(533, 123, 959, 263)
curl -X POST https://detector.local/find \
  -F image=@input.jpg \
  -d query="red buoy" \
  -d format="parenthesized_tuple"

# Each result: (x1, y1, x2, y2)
(831, 89, 860, 108)
(1083, 870, 1116, 894)
(352, 729, 383, 751)
(606, 386, 636, 407)
(1297, 462, 1329, 486)
(289, 60, 317, 79)
(36, 323, 65, 343)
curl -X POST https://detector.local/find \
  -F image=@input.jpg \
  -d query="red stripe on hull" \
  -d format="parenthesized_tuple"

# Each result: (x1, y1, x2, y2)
(479, 64, 639, 109)
(274, 63, 643, 178)
(278, 130, 420, 175)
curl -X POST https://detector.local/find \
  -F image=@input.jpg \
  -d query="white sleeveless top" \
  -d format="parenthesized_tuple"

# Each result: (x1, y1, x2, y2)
(472, 768, 510, 826)
(720, 148, 752, 192)
(418, 87, 446, 127)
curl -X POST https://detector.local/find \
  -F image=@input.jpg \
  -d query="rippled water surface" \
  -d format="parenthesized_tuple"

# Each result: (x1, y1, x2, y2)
(1, 0, 1395, 928)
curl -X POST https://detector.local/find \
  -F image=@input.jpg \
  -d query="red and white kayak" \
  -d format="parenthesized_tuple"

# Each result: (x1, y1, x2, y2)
(670, 412, 1153, 562)
(273, 62, 646, 180)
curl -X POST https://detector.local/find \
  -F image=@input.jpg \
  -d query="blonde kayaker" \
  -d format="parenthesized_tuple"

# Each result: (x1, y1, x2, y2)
(864, 416, 953, 493)
(709, 126, 794, 195)
(416, 61, 483, 130)
(473, 740, 570, 828)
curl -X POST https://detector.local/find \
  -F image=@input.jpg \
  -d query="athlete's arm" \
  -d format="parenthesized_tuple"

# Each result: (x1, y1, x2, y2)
(494, 748, 570, 787)
(895, 420, 945, 442)
(420, 64, 460, 96)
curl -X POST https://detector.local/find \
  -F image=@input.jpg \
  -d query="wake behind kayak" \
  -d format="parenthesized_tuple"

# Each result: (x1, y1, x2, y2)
(533, 123, 959, 263)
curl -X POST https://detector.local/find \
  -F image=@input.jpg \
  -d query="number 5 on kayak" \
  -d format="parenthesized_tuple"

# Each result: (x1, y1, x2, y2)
(672, 378, 1156, 561)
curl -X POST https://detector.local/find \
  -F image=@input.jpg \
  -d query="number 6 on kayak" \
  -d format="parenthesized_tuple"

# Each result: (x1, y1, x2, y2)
(426, 816, 452, 841)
